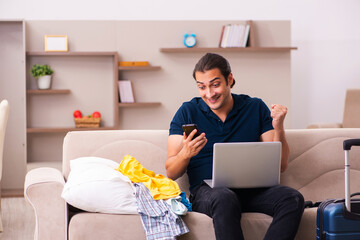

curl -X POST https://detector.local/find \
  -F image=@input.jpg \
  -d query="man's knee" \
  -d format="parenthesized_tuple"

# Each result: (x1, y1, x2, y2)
(210, 187, 240, 211)
(293, 190, 305, 214)
(288, 188, 304, 208)
(277, 186, 304, 214)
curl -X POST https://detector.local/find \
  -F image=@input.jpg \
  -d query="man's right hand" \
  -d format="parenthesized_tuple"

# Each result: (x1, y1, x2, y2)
(166, 130, 207, 180)
(182, 129, 207, 159)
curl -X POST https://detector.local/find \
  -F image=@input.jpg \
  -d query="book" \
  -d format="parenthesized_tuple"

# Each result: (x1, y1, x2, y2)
(118, 61, 149, 67)
(118, 80, 135, 103)
(246, 20, 255, 47)
(228, 24, 235, 47)
(241, 24, 250, 47)
(221, 24, 231, 48)
(231, 24, 239, 47)
(235, 24, 245, 47)
(218, 25, 225, 47)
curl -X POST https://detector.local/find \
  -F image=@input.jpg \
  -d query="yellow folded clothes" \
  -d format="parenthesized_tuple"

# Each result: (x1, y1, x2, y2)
(116, 155, 181, 200)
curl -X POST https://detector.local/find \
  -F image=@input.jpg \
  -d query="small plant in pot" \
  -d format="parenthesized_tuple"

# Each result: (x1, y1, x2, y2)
(30, 64, 54, 89)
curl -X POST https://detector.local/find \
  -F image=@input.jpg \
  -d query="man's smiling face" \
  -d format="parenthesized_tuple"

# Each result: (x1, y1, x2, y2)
(195, 68, 234, 112)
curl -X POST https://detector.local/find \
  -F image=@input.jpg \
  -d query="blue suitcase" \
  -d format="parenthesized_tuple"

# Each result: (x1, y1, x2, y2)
(316, 139, 360, 239)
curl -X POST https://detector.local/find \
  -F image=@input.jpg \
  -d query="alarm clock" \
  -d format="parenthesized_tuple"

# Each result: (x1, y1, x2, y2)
(184, 34, 197, 48)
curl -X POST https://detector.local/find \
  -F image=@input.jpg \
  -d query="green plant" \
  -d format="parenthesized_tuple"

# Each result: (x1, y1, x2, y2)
(30, 64, 54, 78)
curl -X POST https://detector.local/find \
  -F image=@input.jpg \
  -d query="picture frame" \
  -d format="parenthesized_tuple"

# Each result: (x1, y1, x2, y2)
(45, 35, 68, 52)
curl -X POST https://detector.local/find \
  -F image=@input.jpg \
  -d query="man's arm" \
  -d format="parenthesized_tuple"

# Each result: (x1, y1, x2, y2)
(166, 130, 207, 180)
(260, 104, 289, 172)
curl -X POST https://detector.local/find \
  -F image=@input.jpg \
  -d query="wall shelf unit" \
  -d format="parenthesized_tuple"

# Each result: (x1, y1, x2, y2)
(26, 51, 119, 127)
(26, 51, 119, 173)
(118, 63, 162, 109)
(159, 47, 297, 53)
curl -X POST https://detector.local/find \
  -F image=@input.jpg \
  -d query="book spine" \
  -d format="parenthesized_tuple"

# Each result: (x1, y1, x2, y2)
(218, 25, 225, 48)
(238, 24, 245, 47)
(221, 25, 231, 48)
(242, 24, 250, 47)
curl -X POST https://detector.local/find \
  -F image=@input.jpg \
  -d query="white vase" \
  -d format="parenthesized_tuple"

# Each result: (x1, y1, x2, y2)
(37, 75, 52, 89)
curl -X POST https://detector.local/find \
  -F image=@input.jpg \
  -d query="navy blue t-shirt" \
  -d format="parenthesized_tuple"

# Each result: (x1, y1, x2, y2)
(169, 94, 274, 192)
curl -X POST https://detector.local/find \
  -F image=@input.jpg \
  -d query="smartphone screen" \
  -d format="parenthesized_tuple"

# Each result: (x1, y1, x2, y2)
(182, 124, 201, 138)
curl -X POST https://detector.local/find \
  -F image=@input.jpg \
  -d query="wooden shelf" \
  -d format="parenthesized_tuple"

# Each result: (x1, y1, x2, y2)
(118, 66, 161, 71)
(160, 47, 297, 53)
(27, 51, 118, 56)
(27, 126, 116, 133)
(26, 89, 71, 95)
(118, 102, 161, 108)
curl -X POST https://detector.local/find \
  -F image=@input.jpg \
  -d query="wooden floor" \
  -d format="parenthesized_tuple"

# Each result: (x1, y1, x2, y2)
(0, 197, 35, 239)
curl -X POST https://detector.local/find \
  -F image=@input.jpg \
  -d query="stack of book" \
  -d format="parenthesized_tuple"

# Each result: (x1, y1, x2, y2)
(218, 23, 250, 48)
(118, 80, 135, 103)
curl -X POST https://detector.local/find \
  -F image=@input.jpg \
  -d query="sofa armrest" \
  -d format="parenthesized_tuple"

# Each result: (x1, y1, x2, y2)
(306, 122, 343, 129)
(25, 167, 67, 240)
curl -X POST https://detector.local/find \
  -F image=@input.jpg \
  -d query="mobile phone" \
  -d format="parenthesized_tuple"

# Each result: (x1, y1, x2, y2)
(182, 124, 201, 138)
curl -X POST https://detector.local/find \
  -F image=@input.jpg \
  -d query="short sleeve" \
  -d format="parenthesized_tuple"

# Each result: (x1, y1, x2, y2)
(260, 100, 274, 135)
(169, 104, 187, 136)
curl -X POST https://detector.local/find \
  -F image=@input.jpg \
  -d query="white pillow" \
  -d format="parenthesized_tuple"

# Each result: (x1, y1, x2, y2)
(61, 157, 138, 214)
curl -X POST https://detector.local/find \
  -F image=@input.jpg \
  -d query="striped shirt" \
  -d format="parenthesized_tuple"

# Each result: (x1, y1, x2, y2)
(134, 183, 189, 240)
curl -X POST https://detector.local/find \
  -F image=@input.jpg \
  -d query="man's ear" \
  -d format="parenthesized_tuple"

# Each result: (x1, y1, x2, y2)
(228, 73, 234, 87)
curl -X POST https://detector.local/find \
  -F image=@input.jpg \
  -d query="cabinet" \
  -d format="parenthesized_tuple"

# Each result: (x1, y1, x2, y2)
(26, 51, 119, 171)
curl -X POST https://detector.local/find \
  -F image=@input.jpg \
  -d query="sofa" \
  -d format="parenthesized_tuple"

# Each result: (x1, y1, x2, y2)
(24, 128, 360, 240)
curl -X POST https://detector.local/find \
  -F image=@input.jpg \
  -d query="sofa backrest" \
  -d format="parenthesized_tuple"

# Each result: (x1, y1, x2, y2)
(63, 130, 169, 178)
(283, 128, 360, 202)
(63, 129, 192, 195)
(63, 129, 360, 202)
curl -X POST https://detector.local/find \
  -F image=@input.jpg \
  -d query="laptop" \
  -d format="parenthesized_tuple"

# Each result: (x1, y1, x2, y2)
(204, 142, 281, 188)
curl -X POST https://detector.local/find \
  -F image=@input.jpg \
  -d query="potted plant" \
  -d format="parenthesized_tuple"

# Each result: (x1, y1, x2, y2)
(30, 64, 54, 89)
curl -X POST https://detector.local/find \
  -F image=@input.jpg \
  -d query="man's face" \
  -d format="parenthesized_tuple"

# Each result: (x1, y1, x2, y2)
(195, 68, 233, 111)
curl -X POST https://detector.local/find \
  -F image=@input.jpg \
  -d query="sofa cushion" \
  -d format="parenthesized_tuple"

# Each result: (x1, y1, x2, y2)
(61, 157, 138, 214)
(69, 211, 216, 240)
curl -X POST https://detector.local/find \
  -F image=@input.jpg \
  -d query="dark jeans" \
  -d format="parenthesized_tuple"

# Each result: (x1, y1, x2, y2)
(189, 182, 304, 240)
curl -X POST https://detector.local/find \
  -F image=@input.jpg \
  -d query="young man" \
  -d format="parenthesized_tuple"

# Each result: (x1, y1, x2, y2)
(166, 53, 304, 240)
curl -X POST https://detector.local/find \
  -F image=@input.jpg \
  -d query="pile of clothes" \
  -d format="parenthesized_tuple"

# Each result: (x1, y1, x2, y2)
(116, 155, 192, 240)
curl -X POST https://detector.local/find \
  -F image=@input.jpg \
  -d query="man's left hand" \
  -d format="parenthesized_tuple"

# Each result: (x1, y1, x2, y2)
(271, 104, 287, 130)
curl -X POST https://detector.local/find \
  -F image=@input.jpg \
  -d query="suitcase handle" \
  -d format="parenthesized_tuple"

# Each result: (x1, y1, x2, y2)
(351, 192, 360, 198)
(334, 192, 360, 203)
(343, 139, 360, 150)
(334, 192, 360, 220)
(343, 195, 360, 220)
(343, 139, 360, 211)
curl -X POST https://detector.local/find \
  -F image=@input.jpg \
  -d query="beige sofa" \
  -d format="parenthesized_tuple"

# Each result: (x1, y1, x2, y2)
(25, 128, 360, 240)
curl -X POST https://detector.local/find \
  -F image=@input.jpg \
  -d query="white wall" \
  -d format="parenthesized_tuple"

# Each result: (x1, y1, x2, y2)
(1, 0, 360, 129)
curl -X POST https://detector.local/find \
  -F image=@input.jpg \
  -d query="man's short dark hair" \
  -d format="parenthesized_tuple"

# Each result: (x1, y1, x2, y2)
(192, 53, 236, 88)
